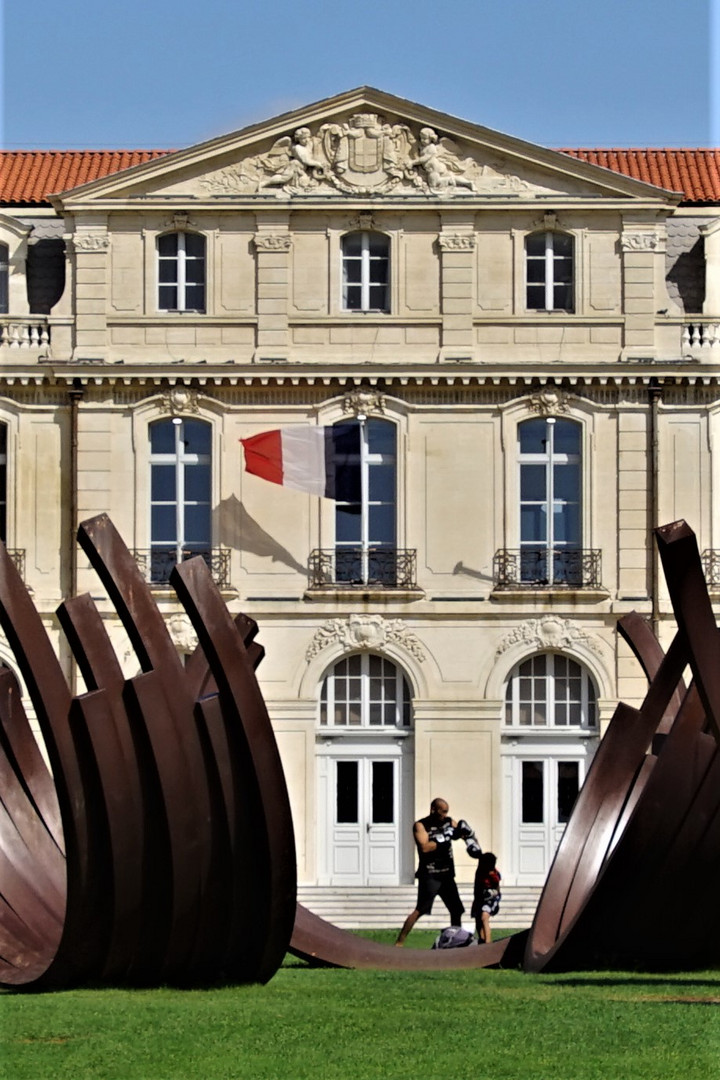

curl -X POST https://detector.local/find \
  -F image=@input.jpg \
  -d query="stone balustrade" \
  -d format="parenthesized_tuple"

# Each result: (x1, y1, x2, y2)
(0, 317, 50, 350)
(682, 320, 720, 358)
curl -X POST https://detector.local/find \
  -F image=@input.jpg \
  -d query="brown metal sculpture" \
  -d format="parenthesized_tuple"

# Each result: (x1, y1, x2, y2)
(1, 516, 720, 986)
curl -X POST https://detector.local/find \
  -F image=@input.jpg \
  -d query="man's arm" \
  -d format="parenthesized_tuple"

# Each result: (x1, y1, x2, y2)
(413, 817, 457, 854)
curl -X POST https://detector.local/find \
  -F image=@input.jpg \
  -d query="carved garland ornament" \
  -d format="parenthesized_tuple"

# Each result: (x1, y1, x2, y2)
(496, 616, 603, 657)
(621, 232, 659, 252)
(438, 233, 476, 251)
(306, 615, 426, 663)
(161, 386, 201, 417)
(342, 389, 386, 418)
(253, 233, 293, 252)
(71, 233, 110, 252)
(528, 388, 573, 416)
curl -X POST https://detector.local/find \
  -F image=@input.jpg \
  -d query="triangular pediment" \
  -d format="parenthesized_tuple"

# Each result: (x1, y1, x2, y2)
(52, 88, 680, 207)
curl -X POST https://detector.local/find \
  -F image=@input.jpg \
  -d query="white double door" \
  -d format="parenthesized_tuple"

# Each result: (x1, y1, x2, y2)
(318, 741, 411, 886)
(503, 741, 596, 885)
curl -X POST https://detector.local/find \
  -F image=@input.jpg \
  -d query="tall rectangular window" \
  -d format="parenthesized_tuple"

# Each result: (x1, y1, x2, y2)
(519, 417, 581, 585)
(526, 231, 574, 312)
(334, 418, 396, 584)
(342, 232, 390, 312)
(158, 232, 206, 312)
(149, 418, 211, 583)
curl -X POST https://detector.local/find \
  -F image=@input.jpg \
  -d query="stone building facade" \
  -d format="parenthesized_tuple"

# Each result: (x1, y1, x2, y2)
(1, 89, 719, 912)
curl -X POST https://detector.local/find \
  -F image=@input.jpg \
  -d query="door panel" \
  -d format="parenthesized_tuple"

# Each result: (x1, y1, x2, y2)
(328, 756, 400, 885)
(507, 754, 585, 885)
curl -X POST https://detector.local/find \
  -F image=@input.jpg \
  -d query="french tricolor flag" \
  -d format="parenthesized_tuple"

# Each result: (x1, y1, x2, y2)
(241, 427, 352, 499)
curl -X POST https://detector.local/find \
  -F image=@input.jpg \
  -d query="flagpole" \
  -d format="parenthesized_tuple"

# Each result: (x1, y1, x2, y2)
(358, 412, 368, 585)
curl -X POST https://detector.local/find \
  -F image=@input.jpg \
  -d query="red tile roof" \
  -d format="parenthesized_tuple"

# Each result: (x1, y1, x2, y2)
(1, 147, 718, 205)
(558, 148, 720, 204)
(0, 150, 171, 204)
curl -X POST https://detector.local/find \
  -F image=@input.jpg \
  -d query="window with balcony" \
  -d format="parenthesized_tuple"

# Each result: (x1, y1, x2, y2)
(309, 418, 415, 588)
(320, 654, 411, 728)
(148, 418, 212, 584)
(157, 232, 206, 312)
(341, 232, 390, 312)
(526, 231, 574, 313)
(504, 653, 598, 731)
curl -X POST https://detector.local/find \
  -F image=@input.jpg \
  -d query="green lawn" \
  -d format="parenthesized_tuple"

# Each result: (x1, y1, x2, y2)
(2, 934, 719, 1080)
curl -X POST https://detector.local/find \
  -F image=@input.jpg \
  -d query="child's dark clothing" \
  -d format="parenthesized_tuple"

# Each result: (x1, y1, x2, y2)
(471, 866, 502, 918)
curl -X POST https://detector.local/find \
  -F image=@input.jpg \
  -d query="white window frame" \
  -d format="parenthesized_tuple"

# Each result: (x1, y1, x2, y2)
(334, 416, 396, 584)
(320, 653, 411, 729)
(504, 653, 598, 732)
(157, 231, 206, 313)
(341, 231, 390, 313)
(149, 417, 212, 577)
(518, 416, 582, 585)
(525, 230, 574, 313)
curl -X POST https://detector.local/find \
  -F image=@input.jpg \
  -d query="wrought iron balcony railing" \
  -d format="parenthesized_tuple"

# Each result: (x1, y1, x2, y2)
(131, 548, 231, 588)
(308, 547, 417, 589)
(493, 548, 602, 589)
(701, 550, 720, 587)
(5, 549, 25, 580)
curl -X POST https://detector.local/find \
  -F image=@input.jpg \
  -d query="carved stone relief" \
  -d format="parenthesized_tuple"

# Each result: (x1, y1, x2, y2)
(306, 614, 426, 662)
(253, 233, 293, 251)
(71, 233, 110, 252)
(496, 616, 603, 657)
(438, 233, 476, 251)
(528, 388, 573, 416)
(198, 114, 547, 199)
(342, 389, 386, 418)
(621, 232, 659, 252)
(161, 386, 200, 417)
(166, 613, 199, 655)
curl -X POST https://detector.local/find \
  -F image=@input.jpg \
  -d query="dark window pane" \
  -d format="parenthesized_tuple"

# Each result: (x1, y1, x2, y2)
(368, 234, 389, 257)
(184, 463, 211, 504)
(368, 463, 396, 502)
(184, 233, 205, 257)
(336, 761, 358, 823)
(367, 420, 395, 456)
(369, 504, 396, 545)
(333, 423, 361, 456)
(553, 503, 580, 545)
(158, 260, 178, 284)
(158, 234, 178, 256)
(520, 506, 547, 543)
(0, 424, 7, 455)
(553, 421, 581, 456)
(521, 464, 547, 500)
(184, 505, 211, 545)
(151, 464, 176, 501)
(336, 507, 362, 542)
(343, 233, 363, 256)
(343, 286, 362, 309)
(150, 421, 175, 454)
(557, 762, 579, 823)
(184, 286, 205, 311)
(343, 260, 363, 284)
(183, 421, 211, 456)
(553, 463, 580, 501)
(368, 285, 388, 310)
(158, 285, 178, 310)
(372, 761, 394, 823)
(554, 259, 573, 284)
(151, 505, 176, 542)
(526, 260, 546, 284)
(526, 233, 546, 256)
(522, 761, 544, 823)
(335, 463, 361, 503)
(553, 284, 573, 311)
(526, 285, 546, 309)
(519, 419, 548, 454)
(553, 233, 573, 257)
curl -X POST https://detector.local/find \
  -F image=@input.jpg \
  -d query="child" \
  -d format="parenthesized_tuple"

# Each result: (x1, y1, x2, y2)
(471, 852, 502, 944)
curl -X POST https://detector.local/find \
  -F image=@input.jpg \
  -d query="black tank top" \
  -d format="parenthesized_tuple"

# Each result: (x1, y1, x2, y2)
(418, 814, 455, 876)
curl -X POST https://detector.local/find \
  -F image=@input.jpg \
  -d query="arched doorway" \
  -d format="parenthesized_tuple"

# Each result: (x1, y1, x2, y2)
(502, 652, 599, 885)
(316, 653, 414, 886)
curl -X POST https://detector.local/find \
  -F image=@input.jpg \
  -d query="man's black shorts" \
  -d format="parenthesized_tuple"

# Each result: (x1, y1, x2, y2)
(416, 872, 464, 919)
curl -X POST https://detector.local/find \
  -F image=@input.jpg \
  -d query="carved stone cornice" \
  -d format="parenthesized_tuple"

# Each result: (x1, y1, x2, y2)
(438, 233, 476, 251)
(496, 616, 602, 657)
(253, 233, 292, 252)
(620, 232, 659, 252)
(306, 615, 426, 662)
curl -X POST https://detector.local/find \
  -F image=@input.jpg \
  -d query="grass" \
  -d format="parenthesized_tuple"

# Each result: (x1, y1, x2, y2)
(2, 932, 719, 1080)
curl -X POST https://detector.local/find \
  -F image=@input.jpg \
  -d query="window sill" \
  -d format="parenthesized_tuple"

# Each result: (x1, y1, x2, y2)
(317, 728, 412, 741)
(304, 586, 425, 602)
(490, 586, 609, 603)
(501, 728, 599, 740)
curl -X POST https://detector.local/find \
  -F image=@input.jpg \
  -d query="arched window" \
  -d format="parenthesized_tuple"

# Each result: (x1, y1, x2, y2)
(0, 423, 7, 541)
(519, 416, 581, 585)
(320, 654, 411, 728)
(0, 243, 8, 315)
(504, 653, 597, 730)
(526, 231, 574, 312)
(333, 417, 396, 584)
(157, 232, 206, 312)
(149, 418, 211, 582)
(341, 231, 390, 312)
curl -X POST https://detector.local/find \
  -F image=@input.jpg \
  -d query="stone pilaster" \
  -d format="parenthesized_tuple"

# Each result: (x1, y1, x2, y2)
(438, 213, 476, 361)
(620, 221, 659, 359)
(253, 213, 291, 361)
(70, 220, 110, 360)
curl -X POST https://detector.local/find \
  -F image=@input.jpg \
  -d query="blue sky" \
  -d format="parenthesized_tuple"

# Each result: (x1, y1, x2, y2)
(3, 0, 717, 151)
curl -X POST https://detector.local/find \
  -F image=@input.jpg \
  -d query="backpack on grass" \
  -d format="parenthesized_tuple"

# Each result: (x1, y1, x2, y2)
(431, 926, 475, 949)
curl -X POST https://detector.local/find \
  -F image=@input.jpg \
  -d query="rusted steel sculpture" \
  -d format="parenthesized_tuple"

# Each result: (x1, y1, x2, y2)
(2, 516, 720, 986)
(0, 514, 296, 988)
